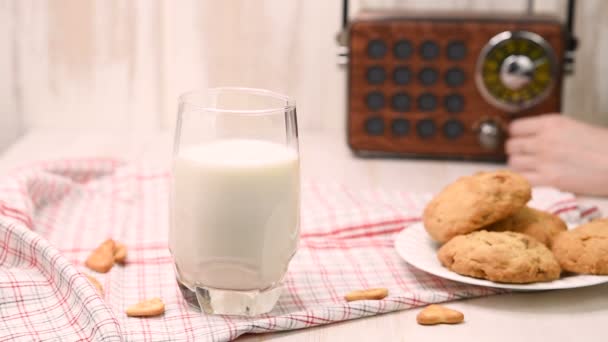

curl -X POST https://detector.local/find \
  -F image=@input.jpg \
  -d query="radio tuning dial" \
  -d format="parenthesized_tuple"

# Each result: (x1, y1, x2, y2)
(476, 31, 558, 112)
(477, 120, 503, 150)
(500, 55, 534, 90)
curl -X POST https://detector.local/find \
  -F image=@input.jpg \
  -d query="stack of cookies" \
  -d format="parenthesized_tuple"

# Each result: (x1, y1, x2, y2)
(422, 170, 608, 284)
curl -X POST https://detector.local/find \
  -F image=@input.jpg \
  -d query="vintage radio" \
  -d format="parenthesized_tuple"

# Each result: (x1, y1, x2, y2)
(339, 0, 578, 160)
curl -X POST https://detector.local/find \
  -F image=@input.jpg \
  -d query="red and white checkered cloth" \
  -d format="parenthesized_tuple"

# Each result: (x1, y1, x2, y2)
(0, 160, 600, 341)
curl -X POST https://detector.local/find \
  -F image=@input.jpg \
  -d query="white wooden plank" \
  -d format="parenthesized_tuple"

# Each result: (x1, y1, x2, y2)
(160, 0, 326, 131)
(320, 0, 348, 133)
(0, 0, 23, 152)
(159, 0, 207, 131)
(535, 0, 566, 18)
(598, 23, 608, 115)
(284, 0, 325, 130)
(190, 0, 311, 127)
(465, 0, 528, 12)
(92, 0, 162, 133)
(15, 0, 162, 131)
(13, 0, 50, 130)
(128, 0, 162, 132)
(562, 0, 608, 125)
(360, 0, 529, 12)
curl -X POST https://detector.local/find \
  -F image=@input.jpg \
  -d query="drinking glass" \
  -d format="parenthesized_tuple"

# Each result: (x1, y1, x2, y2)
(170, 87, 300, 316)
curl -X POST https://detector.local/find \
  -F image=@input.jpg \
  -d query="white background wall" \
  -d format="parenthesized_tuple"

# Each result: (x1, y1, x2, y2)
(1, 0, 607, 152)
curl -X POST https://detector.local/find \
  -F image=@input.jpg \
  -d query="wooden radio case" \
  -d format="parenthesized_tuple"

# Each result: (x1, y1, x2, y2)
(344, 6, 576, 161)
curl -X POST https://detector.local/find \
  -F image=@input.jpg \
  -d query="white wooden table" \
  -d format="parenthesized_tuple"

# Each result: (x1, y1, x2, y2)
(2, 128, 607, 342)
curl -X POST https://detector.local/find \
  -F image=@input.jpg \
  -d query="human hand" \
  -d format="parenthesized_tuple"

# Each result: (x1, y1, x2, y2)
(506, 114, 608, 196)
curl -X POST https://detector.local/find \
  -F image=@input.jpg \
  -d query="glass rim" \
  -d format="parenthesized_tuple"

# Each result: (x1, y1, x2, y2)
(178, 87, 296, 115)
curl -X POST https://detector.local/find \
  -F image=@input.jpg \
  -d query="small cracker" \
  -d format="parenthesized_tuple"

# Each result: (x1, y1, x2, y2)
(344, 288, 388, 302)
(126, 298, 165, 317)
(85, 239, 115, 273)
(417, 304, 464, 325)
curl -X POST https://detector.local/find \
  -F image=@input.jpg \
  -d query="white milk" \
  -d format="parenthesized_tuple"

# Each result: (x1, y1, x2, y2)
(170, 139, 300, 291)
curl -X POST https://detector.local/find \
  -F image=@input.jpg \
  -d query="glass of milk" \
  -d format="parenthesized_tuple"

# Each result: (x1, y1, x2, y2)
(170, 88, 300, 316)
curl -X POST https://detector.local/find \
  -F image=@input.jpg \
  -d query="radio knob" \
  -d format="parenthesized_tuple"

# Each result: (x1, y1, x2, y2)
(500, 55, 535, 90)
(477, 120, 503, 150)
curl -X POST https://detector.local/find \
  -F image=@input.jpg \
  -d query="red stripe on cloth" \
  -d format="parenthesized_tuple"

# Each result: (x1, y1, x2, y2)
(0, 204, 33, 229)
(552, 205, 578, 216)
(548, 198, 577, 208)
(339, 226, 408, 240)
(581, 206, 599, 218)
(300, 217, 419, 238)
(59, 243, 168, 254)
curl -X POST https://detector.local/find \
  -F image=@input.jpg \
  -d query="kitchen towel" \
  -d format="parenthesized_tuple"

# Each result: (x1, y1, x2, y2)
(0, 160, 599, 341)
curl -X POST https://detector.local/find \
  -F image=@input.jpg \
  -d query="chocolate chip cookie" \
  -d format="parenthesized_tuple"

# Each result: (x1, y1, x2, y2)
(551, 218, 608, 275)
(486, 206, 567, 248)
(438, 230, 561, 283)
(423, 170, 531, 243)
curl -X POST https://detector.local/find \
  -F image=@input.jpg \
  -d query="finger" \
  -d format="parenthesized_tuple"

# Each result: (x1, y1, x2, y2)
(518, 171, 547, 187)
(509, 115, 553, 137)
(505, 137, 538, 156)
(507, 154, 537, 171)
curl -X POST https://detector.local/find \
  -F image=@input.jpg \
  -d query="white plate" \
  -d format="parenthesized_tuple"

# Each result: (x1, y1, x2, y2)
(395, 222, 608, 291)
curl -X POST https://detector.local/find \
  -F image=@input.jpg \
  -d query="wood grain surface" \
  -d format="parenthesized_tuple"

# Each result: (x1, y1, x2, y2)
(1, 128, 608, 342)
